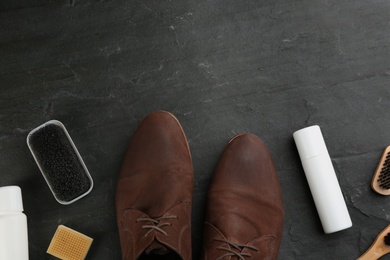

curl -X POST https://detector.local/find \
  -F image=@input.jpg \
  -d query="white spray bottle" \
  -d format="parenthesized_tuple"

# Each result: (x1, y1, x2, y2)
(0, 186, 29, 260)
(293, 125, 352, 234)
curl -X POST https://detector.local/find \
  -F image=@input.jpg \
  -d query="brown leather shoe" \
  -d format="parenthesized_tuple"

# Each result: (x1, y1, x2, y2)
(116, 111, 193, 260)
(202, 133, 284, 260)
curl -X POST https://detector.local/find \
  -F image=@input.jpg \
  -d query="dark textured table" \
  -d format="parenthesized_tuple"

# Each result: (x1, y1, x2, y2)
(1, 0, 390, 259)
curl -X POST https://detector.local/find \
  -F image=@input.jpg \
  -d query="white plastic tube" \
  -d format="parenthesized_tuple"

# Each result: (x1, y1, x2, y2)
(293, 125, 352, 234)
(0, 186, 29, 260)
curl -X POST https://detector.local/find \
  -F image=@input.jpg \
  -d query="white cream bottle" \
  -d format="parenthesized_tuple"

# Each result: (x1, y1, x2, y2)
(0, 186, 29, 260)
(293, 125, 352, 234)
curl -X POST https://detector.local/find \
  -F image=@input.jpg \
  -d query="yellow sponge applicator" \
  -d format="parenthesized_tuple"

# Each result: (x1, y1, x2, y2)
(47, 225, 93, 260)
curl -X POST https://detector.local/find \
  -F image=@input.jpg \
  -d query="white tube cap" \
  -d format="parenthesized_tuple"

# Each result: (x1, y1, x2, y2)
(293, 125, 328, 160)
(0, 186, 24, 212)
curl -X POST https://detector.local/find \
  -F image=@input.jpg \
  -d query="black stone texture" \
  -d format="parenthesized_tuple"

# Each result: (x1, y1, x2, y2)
(1, 0, 390, 259)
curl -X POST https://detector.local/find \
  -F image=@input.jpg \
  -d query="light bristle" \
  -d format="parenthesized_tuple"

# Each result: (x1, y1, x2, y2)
(47, 225, 93, 260)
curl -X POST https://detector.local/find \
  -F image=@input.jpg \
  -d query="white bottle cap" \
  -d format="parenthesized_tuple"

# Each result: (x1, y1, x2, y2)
(0, 186, 24, 212)
(293, 125, 328, 160)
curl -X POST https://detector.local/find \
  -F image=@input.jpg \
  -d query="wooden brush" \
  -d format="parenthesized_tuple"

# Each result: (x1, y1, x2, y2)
(371, 146, 390, 195)
(358, 225, 390, 260)
(47, 225, 93, 260)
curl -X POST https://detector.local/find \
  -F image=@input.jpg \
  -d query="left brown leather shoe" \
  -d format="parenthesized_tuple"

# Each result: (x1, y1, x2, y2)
(116, 111, 194, 260)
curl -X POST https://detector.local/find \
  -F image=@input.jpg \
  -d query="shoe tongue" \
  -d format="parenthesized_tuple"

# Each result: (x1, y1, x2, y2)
(145, 240, 170, 255)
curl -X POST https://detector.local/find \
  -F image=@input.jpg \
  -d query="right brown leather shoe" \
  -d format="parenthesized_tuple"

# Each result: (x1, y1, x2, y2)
(202, 133, 284, 260)
(116, 111, 194, 260)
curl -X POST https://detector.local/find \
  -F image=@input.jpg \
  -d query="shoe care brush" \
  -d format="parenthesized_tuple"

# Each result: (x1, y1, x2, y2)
(47, 225, 93, 260)
(371, 146, 390, 195)
(358, 225, 390, 260)
(27, 120, 93, 204)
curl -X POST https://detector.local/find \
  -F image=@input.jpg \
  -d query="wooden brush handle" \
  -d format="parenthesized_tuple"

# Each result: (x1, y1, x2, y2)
(358, 225, 390, 260)
(358, 247, 390, 260)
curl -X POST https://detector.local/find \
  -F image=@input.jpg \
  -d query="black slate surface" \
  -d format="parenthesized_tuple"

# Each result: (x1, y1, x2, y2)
(1, 0, 390, 259)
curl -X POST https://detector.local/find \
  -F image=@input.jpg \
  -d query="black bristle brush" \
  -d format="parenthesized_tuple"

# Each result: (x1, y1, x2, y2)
(358, 225, 390, 260)
(371, 146, 390, 195)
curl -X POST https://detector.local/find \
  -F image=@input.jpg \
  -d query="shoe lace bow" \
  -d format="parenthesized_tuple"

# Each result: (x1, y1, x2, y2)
(213, 238, 259, 260)
(136, 215, 178, 237)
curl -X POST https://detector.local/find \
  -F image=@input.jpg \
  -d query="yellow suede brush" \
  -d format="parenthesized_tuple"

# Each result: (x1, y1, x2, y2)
(47, 225, 93, 260)
(371, 146, 390, 195)
(358, 225, 390, 260)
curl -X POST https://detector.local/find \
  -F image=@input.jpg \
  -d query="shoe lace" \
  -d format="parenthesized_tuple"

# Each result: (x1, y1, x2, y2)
(136, 215, 178, 237)
(213, 238, 259, 260)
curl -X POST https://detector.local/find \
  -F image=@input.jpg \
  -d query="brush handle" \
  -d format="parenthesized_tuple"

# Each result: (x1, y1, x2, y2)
(358, 224, 390, 260)
(358, 246, 390, 260)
